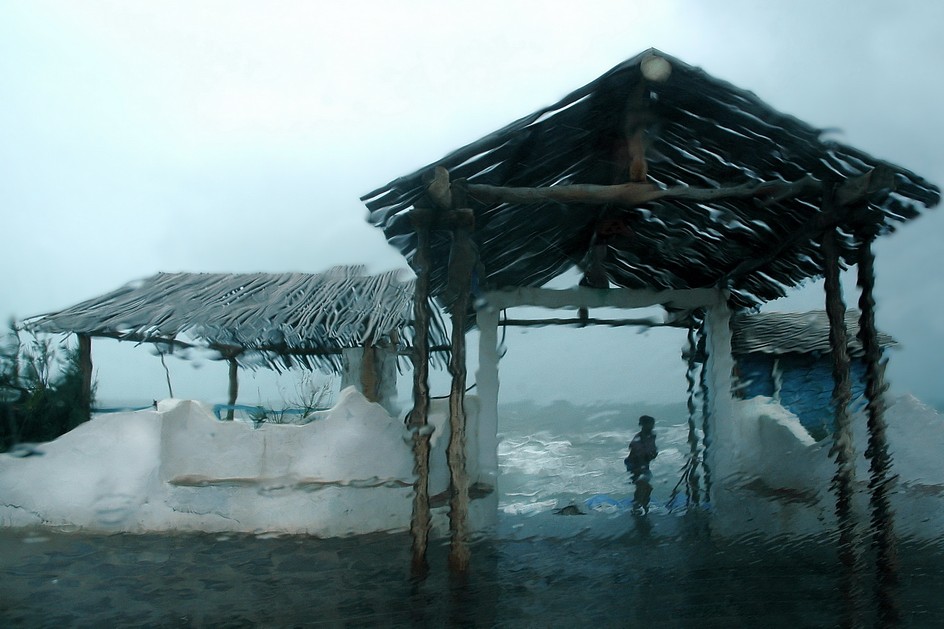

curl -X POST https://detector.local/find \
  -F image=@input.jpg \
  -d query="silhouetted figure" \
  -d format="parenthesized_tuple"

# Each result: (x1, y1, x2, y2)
(625, 415, 658, 514)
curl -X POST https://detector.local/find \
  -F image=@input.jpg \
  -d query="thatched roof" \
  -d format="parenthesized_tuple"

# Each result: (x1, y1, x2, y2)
(731, 310, 895, 358)
(23, 266, 448, 372)
(362, 49, 939, 310)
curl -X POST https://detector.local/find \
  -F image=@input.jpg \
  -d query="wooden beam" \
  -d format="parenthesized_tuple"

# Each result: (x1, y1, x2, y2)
(359, 341, 379, 403)
(396, 344, 451, 356)
(498, 316, 680, 328)
(622, 70, 657, 183)
(465, 167, 895, 209)
(837, 166, 896, 206)
(226, 358, 238, 421)
(821, 221, 862, 624)
(696, 313, 712, 499)
(77, 330, 196, 350)
(446, 208, 476, 574)
(407, 206, 435, 579)
(484, 285, 716, 311)
(856, 236, 899, 624)
(65, 330, 353, 358)
(425, 166, 452, 210)
(158, 350, 174, 398)
(684, 320, 702, 506)
(222, 344, 341, 357)
(468, 180, 663, 206)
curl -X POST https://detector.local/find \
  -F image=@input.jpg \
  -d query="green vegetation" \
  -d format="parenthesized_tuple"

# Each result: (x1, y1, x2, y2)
(0, 323, 93, 452)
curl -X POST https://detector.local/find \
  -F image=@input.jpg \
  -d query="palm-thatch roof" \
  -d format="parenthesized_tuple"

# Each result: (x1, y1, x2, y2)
(23, 266, 448, 372)
(362, 49, 939, 311)
(731, 310, 896, 358)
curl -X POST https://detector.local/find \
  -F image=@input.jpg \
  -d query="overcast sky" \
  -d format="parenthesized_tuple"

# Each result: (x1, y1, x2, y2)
(1, 1, 942, 408)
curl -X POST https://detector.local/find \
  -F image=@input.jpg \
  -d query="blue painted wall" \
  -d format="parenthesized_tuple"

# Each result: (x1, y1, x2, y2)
(735, 353, 868, 441)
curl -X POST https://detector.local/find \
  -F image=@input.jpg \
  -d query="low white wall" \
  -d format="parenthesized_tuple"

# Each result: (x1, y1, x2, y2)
(159, 393, 414, 487)
(0, 387, 496, 536)
(699, 296, 944, 540)
(0, 409, 164, 531)
(709, 393, 944, 540)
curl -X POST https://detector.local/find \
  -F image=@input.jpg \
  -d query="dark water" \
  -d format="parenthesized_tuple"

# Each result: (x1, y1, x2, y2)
(3, 519, 944, 627)
(4, 401, 944, 626)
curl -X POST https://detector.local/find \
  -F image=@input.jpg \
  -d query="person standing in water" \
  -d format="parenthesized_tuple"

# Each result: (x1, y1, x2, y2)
(625, 414, 658, 514)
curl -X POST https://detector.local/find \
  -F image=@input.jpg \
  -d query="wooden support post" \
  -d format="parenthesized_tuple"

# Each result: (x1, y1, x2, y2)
(624, 79, 651, 183)
(407, 207, 435, 578)
(158, 350, 174, 399)
(696, 316, 712, 501)
(856, 236, 899, 624)
(821, 224, 862, 623)
(684, 321, 701, 506)
(226, 358, 238, 421)
(77, 333, 93, 418)
(446, 207, 476, 574)
(620, 53, 671, 183)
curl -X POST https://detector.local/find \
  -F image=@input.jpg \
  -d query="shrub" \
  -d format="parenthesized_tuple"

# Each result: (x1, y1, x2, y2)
(0, 325, 94, 452)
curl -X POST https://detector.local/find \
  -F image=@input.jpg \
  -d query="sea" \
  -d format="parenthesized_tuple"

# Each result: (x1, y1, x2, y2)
(2, 400, 943, 627)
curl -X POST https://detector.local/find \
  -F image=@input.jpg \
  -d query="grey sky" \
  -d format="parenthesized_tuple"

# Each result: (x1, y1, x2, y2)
(1, 1, 942, 407)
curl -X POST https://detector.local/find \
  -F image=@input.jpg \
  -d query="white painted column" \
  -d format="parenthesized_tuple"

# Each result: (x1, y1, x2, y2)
(475, 304, 501, 489)
(376, 346, 399, 416)
(703, 291, 738, 490)
(340, 346, 399, 416)
(340, 347, 362, 392)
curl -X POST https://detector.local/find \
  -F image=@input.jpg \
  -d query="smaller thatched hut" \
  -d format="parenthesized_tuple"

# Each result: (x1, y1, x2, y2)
(731, 310, 896, 440)
(23, 265, 448, 417)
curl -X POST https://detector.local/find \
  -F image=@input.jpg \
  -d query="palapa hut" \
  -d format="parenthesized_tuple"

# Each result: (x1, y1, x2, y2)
(23, 265, 448, 418)
(361, 48, 939, 575)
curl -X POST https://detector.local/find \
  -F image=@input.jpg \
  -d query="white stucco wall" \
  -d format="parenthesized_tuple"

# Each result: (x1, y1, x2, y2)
(700, 296, 944, 539)
(0, 387, 496, 536)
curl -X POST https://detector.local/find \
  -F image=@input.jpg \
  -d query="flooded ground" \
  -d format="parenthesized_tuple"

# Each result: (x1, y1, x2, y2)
(3, 401, 944, 626)
(3, 522, 944, 627)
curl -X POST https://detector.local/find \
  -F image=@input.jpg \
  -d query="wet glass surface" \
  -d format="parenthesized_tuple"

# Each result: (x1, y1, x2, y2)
(3, 526, 944, 626)
(3, 401, 943, 626)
